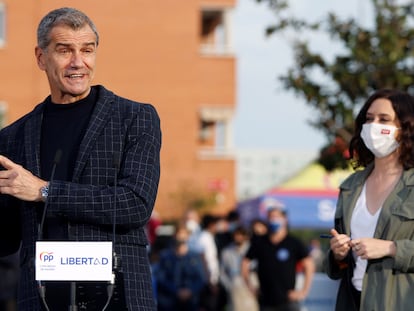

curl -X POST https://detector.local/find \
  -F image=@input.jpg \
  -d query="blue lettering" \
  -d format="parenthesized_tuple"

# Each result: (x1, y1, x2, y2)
(60, 257, 109, 265)
(44, 254, 54, 262)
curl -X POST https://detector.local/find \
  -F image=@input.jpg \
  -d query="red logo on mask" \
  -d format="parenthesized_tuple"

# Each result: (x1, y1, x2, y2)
(381, 129, 391, 135)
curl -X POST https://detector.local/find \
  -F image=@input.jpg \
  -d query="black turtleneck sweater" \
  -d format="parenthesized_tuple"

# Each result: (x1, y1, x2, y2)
(39, 87, 97, 240)
(40, 87, 97, 182)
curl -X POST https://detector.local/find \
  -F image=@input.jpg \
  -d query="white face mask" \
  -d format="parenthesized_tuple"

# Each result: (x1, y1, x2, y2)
(185, 219, 199, 233)
(361, 123, 399, 158)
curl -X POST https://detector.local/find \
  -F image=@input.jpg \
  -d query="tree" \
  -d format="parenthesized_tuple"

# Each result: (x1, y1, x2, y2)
(256, 0, 414, 170)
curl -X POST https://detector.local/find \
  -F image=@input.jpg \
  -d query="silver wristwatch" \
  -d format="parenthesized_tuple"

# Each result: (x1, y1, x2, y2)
(40, 183, 49, 202)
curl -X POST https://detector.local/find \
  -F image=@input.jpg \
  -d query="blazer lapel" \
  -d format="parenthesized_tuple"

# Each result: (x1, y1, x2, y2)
(71, 87, 113, 182)
(24, 106, 43, 176)
(341, 187, 360, 235)
(374, 169, 414, 239)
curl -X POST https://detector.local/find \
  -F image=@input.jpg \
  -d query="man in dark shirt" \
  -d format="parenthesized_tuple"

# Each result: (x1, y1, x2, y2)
(0, 7, 161, 311)
(155, 226, 207, 311)
(242, 200, 315, 311)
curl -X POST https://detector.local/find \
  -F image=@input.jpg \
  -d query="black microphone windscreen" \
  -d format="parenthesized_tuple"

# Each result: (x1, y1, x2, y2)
(54, 149, 63, 165)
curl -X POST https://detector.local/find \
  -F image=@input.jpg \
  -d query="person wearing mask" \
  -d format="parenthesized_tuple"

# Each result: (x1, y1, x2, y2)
(325, 89, 414, 311)
(183, 208, 203, 254)
(155, 225, 207, 311)
(216, 210, 241, 257)
(241, 202, 314, 311)
(0, 7, 161, 310)
(309, 239, 324, 272)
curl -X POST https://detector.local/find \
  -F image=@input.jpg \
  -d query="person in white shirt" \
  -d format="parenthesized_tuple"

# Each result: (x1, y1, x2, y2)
(197, 214, 220, 310)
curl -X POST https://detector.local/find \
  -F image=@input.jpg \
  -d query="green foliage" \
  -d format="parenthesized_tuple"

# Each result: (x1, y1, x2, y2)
(256, 0, 414, 170)
(317, 137, 350, 172)
(169, 181, 218, 216)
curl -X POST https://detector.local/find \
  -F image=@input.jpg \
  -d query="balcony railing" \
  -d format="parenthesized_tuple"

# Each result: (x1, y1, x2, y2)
(198, 146, 235, 159)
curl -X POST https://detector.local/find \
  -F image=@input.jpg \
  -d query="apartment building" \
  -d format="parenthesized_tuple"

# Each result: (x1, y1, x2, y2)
(0, 0, 236, 220)
(236, 149, 318, 201)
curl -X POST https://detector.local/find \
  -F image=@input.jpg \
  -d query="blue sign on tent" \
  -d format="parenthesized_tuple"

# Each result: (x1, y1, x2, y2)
(237, 189, 338, 229)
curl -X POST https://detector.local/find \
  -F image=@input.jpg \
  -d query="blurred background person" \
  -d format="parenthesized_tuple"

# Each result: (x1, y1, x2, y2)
(146, 210, 163, 250)
(309, 239, 324, 272)
(242, 202, 315, 311)
(155, 225, 207, 311)
(249, 218, 268, 242)
(216, 210, 241, 257)
(183, 208, 203, 254)
(215, 210, 241, 310)
(220, 226, 259, 311)
(197, 214, 221, 311)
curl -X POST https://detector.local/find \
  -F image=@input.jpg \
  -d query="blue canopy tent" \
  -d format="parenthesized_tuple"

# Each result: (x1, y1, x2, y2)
(237, 189, 338, 229)
(237, 163, 351, 229)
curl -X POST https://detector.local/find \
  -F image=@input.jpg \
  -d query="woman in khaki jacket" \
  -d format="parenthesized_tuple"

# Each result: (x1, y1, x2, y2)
(325, 89, 414, 311)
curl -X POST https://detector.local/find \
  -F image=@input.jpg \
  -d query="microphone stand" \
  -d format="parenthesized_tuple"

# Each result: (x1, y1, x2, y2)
(101, 152, 121, 311)
(69, 282, 78, 311)
(37, 149, 62, 311)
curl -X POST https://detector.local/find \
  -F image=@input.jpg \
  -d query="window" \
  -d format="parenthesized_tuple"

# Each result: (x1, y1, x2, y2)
(215, 120, 226, 148)
(200, 7, 233, 55)
(198, 106, 234, 158)
(0, 3, 5, 47)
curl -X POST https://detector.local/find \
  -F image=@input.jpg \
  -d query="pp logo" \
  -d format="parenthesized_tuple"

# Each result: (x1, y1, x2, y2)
(40, 252, 54, 262)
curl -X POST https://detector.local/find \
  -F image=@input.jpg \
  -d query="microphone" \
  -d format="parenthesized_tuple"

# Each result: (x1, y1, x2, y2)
(37, 149, 62, 311)
(102, 151, 121, 311)
(111, 151, 120, 252)
(38, 148, 62, 240)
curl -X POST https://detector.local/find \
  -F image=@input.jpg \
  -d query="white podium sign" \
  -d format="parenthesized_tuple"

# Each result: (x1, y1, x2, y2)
(35, 241, 112, 281)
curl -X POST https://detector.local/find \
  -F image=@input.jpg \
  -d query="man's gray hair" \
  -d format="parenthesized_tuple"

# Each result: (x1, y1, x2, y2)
(37, 7, 99, 50)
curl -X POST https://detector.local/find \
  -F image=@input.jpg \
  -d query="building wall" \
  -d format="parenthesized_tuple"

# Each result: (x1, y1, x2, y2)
(0, 0, 236, 221)
(236, 149, 318, 201)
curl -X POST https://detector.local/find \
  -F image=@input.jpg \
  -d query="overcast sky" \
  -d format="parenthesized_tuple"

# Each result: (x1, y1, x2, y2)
(232, 0, 372, 152)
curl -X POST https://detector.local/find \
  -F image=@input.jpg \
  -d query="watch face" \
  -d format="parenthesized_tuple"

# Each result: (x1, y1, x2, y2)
(41, 186, 49, 199)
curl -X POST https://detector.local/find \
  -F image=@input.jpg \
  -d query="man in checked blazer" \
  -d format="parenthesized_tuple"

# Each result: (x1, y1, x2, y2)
(0, 7, 161, 311)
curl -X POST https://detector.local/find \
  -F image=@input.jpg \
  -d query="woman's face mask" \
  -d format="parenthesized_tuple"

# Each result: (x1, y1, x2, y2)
(361, 123, 399, 158)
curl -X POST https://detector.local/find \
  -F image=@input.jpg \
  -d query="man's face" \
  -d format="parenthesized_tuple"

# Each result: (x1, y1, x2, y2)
(268, 208, 285, 222)
(267, 208, 287, 233)
(35, 25, 97, 104)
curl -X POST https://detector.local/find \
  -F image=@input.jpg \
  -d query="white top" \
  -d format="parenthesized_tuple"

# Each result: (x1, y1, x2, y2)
(350, 183, 382, 291)
(198, 230, 220, 285)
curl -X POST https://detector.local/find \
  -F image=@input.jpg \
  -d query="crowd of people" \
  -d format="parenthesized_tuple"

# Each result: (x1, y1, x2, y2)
(149, 202, 317, 311)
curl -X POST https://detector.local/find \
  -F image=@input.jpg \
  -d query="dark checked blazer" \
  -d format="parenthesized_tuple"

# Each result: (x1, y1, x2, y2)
(0, 85, 161, 311)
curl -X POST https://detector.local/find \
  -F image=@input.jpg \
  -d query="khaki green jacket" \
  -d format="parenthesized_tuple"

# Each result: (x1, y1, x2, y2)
(325, 165, 414, 311)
